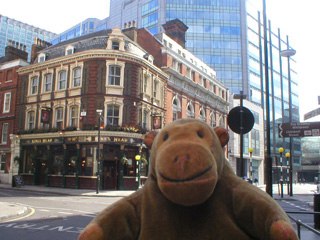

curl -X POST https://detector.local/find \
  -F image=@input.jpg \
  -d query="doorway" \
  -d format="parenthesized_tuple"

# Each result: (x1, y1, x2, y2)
(103, 161, 117, 190)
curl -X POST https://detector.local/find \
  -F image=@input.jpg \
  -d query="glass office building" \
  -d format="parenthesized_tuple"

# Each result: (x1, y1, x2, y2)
(0, 15, 56, 62)
(51, 18, 108, 45)
(108, 0, 301, 178)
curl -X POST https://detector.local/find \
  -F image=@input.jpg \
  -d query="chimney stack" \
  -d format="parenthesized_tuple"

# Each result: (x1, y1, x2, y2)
(3, 40, 28, 62)
(31, 37, 52, 63)
(162, 19, 188, 48)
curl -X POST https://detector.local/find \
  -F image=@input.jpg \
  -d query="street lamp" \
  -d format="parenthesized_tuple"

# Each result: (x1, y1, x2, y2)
(135, 144, 143, 189)
(286, 152, 292, 196)
(248, 147, 253, 183)
(96, 109, 103, 194)
(280, 42, 296, 197)
(278, 147, 284, 198)
(285, 152, 290, 195)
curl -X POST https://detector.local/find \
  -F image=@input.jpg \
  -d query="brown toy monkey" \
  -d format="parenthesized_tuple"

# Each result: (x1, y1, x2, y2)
(79, 118, 298, 240)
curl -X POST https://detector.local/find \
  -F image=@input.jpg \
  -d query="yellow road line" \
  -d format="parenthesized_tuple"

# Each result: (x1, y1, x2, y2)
(1, 207, 35, 223)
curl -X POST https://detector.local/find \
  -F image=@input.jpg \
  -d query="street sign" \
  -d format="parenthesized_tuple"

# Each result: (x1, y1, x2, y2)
(304, 107, 320, 121)
(227, 106, 254, 134)
(278, 122, 320, 137)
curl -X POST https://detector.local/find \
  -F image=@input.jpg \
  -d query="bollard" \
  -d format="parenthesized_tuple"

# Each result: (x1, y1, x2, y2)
(314, 193, 320, 229)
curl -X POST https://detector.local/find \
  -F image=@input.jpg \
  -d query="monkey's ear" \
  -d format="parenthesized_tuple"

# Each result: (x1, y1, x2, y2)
(214, 127, 229, 148)
(144, 131, 158, 150)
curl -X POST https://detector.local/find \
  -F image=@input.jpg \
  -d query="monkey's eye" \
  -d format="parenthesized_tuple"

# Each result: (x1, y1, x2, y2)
(197, 131, 204, 138)
(163, 134, 169, 141)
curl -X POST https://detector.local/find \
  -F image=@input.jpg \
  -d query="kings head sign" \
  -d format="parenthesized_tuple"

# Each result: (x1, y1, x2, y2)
(278, 122, 320, 137)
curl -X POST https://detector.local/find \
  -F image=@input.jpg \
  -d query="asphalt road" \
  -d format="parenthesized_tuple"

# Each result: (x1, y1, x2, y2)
(0, 188, 122, 240)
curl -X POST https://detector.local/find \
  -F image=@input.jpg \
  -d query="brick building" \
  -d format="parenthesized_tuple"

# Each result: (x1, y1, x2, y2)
(0, 41, 29, 183)
(12, 27, 167, 190)
(137, 19, 229, 127)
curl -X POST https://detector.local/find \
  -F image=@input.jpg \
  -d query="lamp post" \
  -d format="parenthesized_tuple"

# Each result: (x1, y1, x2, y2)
(278, 147, 284, 198)
(233, 91, 247, 177)
(286, 152, 292, 196)
(248, 148, 253, 183)
(280, 41, 296, 197)
(285, 152, 290, 195)
(262, 0, 272, 197)
(135, 144, 143, 189)
(96, 109, 103, 194)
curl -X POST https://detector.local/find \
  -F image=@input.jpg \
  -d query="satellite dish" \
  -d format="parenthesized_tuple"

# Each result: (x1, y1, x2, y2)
(227, 106, 254, 134)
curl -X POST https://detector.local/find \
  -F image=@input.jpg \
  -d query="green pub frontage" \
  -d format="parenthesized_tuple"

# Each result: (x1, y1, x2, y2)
(14, 131, 149, 190)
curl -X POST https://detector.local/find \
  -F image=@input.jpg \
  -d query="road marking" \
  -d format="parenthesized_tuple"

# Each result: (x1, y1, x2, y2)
(38, 209, 50, 212)
(0, 192, 13, 197)
(1, 207, 35, 223)
(58, 212, 73, 215)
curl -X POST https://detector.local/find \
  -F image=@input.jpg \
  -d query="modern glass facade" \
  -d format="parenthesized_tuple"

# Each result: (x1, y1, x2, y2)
(51, 18, 108, 45)
(0, 15, 56, 62)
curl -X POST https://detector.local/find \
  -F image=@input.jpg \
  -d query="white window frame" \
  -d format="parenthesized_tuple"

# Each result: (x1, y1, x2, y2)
(3, 92, 11, 113)
(55, 107, 64, 129)
(199, 108, 206, 122)
(43, 74, 52, 93)
(27, 111, 36, 130)
(30, 76, 39, 95)
(69, 105, 79, 127)
(1, 123, 8, 144)
(106, 104, 119, 126)
(57, 71, 67, 90)
(186, 102, 195, 118)
(108, 65, 121, 86)
(38, 53, 46, 62)
(65, 46, 75, 55)
(72, 67, 81, 88)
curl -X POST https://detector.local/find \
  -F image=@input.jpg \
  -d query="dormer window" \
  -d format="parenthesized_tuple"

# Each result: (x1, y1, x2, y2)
(38, 53, 46, 62)
(65, 46, 75, 55)
(112, 41, 120, 50)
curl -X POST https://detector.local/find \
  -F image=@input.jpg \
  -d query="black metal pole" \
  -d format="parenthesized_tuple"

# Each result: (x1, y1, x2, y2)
(96, 114, 101, 194)
(240, 91, 244, 177)
(263, 0, 273, 197)
(286, 35, 294, 197)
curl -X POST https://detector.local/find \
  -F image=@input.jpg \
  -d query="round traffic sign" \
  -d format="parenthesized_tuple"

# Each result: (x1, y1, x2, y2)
(227, 106, 254, 134)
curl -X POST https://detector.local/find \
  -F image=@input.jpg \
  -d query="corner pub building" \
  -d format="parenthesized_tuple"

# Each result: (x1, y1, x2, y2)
(13, 27, 167, 190)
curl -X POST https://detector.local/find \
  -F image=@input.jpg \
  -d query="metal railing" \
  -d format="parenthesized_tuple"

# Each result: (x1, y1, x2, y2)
(286, 211, 320, 239)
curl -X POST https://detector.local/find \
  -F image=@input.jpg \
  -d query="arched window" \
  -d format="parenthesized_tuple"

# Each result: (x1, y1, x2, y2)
(172, 96, 181, 121)
(187, 102, 195, 118)
(219, 115, 225, 127)
(210, 112, 216, 127)
(199, 108, 206, 122)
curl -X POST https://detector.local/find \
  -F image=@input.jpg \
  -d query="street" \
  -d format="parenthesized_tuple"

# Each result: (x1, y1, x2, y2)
(1, 187, 319, 240)
(0, 188, 121, 240)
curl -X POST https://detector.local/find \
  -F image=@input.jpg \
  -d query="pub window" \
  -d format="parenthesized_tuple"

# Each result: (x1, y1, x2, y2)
(72, 67, 81, 87)
(106, 104, 119, 126)
(27, 111, 35, 129)
(51, 150, 64, 175)
(69, 106, 79, 127)
(43, 74, 52, 92)
(80, 147, 94, 176)
(2, 123, 8, 144)
(55, 107, 64, 129)
(30, 77, 38, 95)
(66, 147, 77, 175)
(58, 71, 67, 90)
(108, 65, 121, 86)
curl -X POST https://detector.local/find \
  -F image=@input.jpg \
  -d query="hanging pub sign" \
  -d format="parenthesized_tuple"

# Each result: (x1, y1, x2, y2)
(152, 116, 162, 129)
(41, 109, 50, 123)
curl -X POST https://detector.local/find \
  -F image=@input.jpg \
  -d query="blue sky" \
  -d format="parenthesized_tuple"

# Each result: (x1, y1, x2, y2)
(1, 0, 319, 120)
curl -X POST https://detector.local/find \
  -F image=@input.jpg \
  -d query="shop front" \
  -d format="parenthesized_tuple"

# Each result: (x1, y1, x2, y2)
(17, 132, 148, 190)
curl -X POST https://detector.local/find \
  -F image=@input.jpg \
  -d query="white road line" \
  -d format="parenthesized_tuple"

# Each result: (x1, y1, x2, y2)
(38, 209, 50, 212)
(58, 212, 73, 215)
